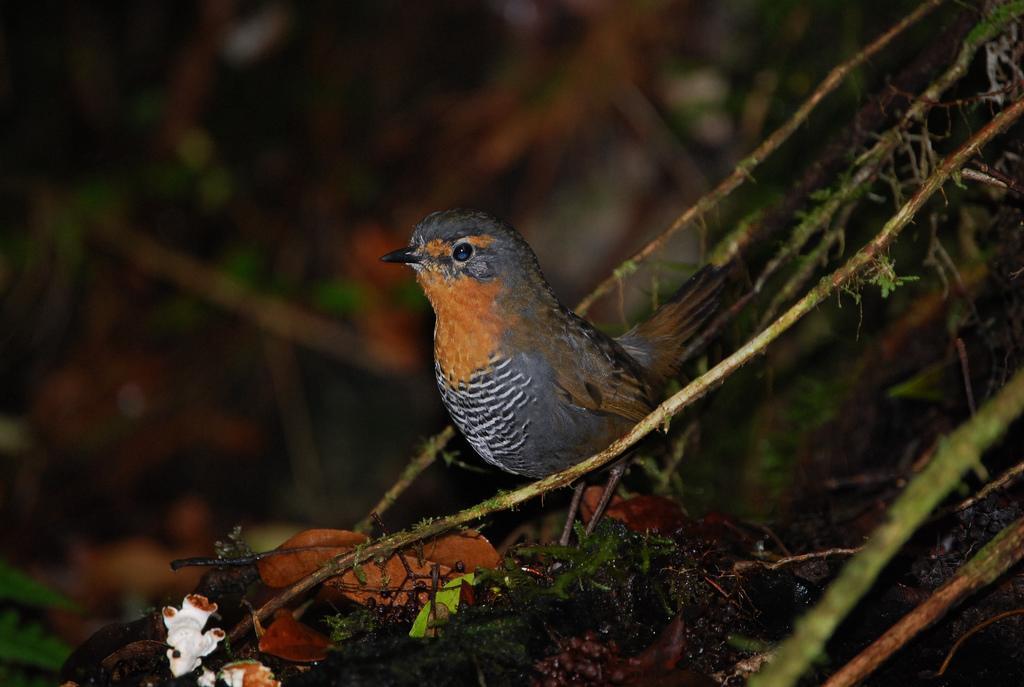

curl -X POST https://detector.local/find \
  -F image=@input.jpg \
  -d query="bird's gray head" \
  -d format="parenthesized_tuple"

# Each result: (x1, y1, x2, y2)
(380, 209, 544, 287)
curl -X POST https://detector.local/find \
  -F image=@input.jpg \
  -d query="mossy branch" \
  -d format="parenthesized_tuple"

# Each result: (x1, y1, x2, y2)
(746, 103, 1024, 687)
(229, 87, 1024, 648)
(823, 516, 1024, 687)
(353, 426, 456, 534)
(680, 0, 1024, 367)
(360, 0, 945, 526)
(751, 366, 1024, 687)
(90, 221, 393, 374)
(573, 0, 943, 314)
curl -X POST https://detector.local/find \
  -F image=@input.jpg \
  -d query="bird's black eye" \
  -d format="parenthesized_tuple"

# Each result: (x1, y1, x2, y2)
(452, 242, 473, 262)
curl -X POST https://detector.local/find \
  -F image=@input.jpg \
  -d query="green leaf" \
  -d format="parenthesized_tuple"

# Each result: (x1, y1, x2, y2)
(0, 560, 76, 610)
(0, 610, 71, 670)
(409, 573, 475, 638)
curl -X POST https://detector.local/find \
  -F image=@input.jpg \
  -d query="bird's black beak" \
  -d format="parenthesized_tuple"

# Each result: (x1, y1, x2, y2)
(380, 246, 422, 264)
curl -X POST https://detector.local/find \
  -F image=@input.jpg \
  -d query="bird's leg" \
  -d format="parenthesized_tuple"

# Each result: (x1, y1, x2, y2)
(558, 481, 587, 546)
(583, 461, 626, 536)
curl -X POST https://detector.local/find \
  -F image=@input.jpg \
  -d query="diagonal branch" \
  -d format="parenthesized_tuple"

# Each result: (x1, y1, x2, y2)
(745, 108, 1024, 687)
(90, 221, 395, 375)
(681, 0, 1024, 360)
(230, 92, 1024, 647)
(752, 363, 1024, 687)
(354, 427, 456, 533)
(573, 0, 943, 315)
(822, 517, 1024, 687)
(360, 0, 947, 525)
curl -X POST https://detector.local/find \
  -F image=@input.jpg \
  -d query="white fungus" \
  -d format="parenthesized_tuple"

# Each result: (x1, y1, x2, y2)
(219, 660, 281, 687)
(162, 594, 226, 677)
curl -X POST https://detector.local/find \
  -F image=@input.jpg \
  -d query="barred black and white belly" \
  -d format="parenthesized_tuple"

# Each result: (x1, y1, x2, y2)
(435, 357, 534, 473)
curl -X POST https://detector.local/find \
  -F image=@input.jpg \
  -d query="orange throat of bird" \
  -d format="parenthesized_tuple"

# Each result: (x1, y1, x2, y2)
(416, 269, 508, 387)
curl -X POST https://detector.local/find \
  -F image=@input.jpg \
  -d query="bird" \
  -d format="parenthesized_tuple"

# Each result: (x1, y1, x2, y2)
(381, 209, 725, 540)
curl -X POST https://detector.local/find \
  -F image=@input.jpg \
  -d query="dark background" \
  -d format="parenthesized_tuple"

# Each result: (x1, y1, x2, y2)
(0, 0, 954, 645)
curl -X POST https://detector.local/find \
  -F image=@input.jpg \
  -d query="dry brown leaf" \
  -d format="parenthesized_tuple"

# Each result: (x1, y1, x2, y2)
(258, 611, 331, 663)
(418, 529, 500, 572)
(580, 485, 625, 523)
(606, 496, 689, 534)
(581, 488, 688, 533)
(323, 552, 450, 607)
(259, 528, 484, 605)
(258, 529, 367, 588)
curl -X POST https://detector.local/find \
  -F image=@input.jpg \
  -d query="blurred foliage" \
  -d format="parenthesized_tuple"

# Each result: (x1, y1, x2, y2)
(0, 560, 74, 686)
(0, 560, 77, 611)
(3, 0, 1021, 669)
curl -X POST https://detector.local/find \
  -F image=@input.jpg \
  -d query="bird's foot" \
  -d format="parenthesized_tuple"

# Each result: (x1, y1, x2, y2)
(556, 462, 626, 546)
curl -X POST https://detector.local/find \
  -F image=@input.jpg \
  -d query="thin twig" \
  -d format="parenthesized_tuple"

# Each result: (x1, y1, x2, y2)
(229, 89, 1024, 649)
(949, 457, 1024, 514)
(822, 518, 1024, 687)
(574, 0, 943, 315)
(963, 167, 1014, 192)
(733, 547, 863, 574)
(746, 101, 1024, 687)
(264, 337, 327, 518)
(937, 607, 1024, 676)
(357, 0, 946, 525)
(655, 421, 697, 494)
(708, 6, 976, 270)
(353, 426, 457, 534)
(685, 0, 1020, 373)
(956, 337, 977, 415)
(965, 160, 1024, 196)
(758, 366, 1024, 687)
(752, 523, 793, 558)
(756, 205, 853, 332)
(615, 83, 709, 197)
